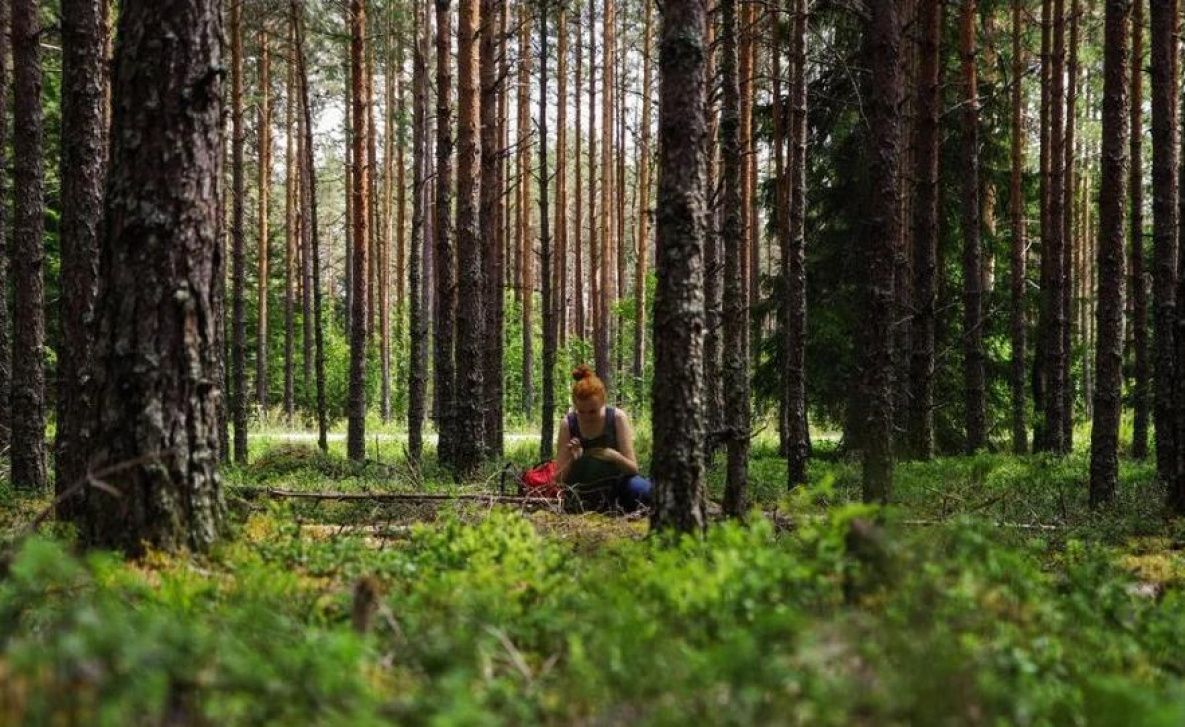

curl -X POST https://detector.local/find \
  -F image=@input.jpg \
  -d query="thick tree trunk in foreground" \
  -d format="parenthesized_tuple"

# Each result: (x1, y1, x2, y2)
(56, 0, 108, 511)
(908, 0, 941, 461)
(1009, 0, 1028, 454)
(10, 0, 47, 490)
(408, 0, 430, 464)
(720, 0, 748, 517)
(348, 0, 370, 462)
(1090, 0, 1131, 507)
(0, 0, 10, 458)
(454, 0, 485, 473)
(1130, 0, 1149, 460)
(78, 0, 225, 554)
(651, 0, 709, 533)
(434, 0, 457, 466)
(959, 0, 986, 453)
(860, 0, 903, 504)
(1149, 0, 1179, 491)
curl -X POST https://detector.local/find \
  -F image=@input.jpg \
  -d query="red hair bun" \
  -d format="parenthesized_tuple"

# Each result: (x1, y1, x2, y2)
(571, 364, 606, 402)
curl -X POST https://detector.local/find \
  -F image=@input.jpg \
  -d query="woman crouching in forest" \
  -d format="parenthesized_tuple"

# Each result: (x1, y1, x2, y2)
(554, 365, 653, 512)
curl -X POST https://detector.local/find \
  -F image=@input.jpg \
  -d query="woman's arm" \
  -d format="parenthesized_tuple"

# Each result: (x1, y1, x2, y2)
(555, 417, 576, 483)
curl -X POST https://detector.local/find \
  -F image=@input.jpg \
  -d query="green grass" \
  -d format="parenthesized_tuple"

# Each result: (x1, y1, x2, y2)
(3, 435, 1185, 725)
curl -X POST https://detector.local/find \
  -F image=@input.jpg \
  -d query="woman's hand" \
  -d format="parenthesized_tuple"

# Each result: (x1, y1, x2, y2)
(567, 437, 583, 460)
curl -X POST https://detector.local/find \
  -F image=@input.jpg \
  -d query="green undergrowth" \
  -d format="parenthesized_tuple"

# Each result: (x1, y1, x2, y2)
(4, 439, 1185, 725)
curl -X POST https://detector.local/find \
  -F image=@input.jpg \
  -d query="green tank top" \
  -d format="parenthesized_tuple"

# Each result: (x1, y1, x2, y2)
(567, 408, 624, 507)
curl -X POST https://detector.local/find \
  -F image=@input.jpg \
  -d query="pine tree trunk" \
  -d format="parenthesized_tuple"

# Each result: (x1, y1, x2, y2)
(434, 0, 457, 465)
(517, 4, 534, 417)
(257, 26, 271, 416)
(284, 19, 297, 424)
(1130, 0, 1149, 460)
(55, 0, 108, 511)
(588, 0, 599, 362)
(539, 0, 557, 460)
(408, 0, 430, 464)
(78, 0, 225, 554)
(1149, 0, 1179, 490)
(907, 0, 941, 460)
(1008, 0, 1028, 454)
(454, 0, 486, 473)
(633, 0, 654, 404)
(556, 7, 569, 350)
(480, 0, 503, 456)
(598, 0, 614, 392)
(381, 15, 395, 424)
(861, 0, 903, 503)
(574, 15, 585, 341)
(293, 0, 328, 452)
(651, 0, 709, 534)
(0, 0, 10, 459)
(959, 0, 986, 453)
(1040, 0, 1068, 454)
(738, 0, 754, 364)
(785, 0, 809, 485)
(703, 12, 724, 441)
(347, 0, 371, 462)
(1062, 0, 1080, 448)
(721, 0, 749, 517)
(1090, 0, 1132, 505)
(1033, 0, 1053, 450)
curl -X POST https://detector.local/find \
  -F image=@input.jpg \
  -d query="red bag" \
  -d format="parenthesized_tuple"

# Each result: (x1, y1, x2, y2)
(519, 460, 561, 498)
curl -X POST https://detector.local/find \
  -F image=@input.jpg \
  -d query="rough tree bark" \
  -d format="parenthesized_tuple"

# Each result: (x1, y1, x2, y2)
(257, 25, 271, 415)
(959, 0, 986, 453)
(56, 0, 108, 511)
(77, 0, 226, 554)
(556, 6, 569, 350)
(408, 0, 429, 464)
(1061, 0, 1080, 448)
(0, 0, 10, 459)
(1089, 0, 1131, 506)
(1149, 0, 1178, 490)
(453, 0, 486, 473)
(348, 0, 371, 462)
(650, 0, 709, 533)
(633, 0, 654, 406)
(10, 0, 47, 490)
(1041, 0, 1068, 454)
(860, 0, 903, 504)
(480, 0, 504, 456)
(283, 19, 297, 423)
(229, 0, 249, 464)
(574, 14, 585, 340)
(907, 0, 941, 460)
(434, 0, 457, 465)
(1130, 0, 1149, 460)
(720, 0, 749, 517)
(785, 0, 809, 486)
(539, 0, 557, 459)
(1009, 0, 1027, 454)
(598, 0, 615, 392)
(294, 0, 328, 452)
(516, 5, 533, 416)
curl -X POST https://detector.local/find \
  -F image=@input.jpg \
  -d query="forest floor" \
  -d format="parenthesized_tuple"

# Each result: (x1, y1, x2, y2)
(3, 429, 1185, 725)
